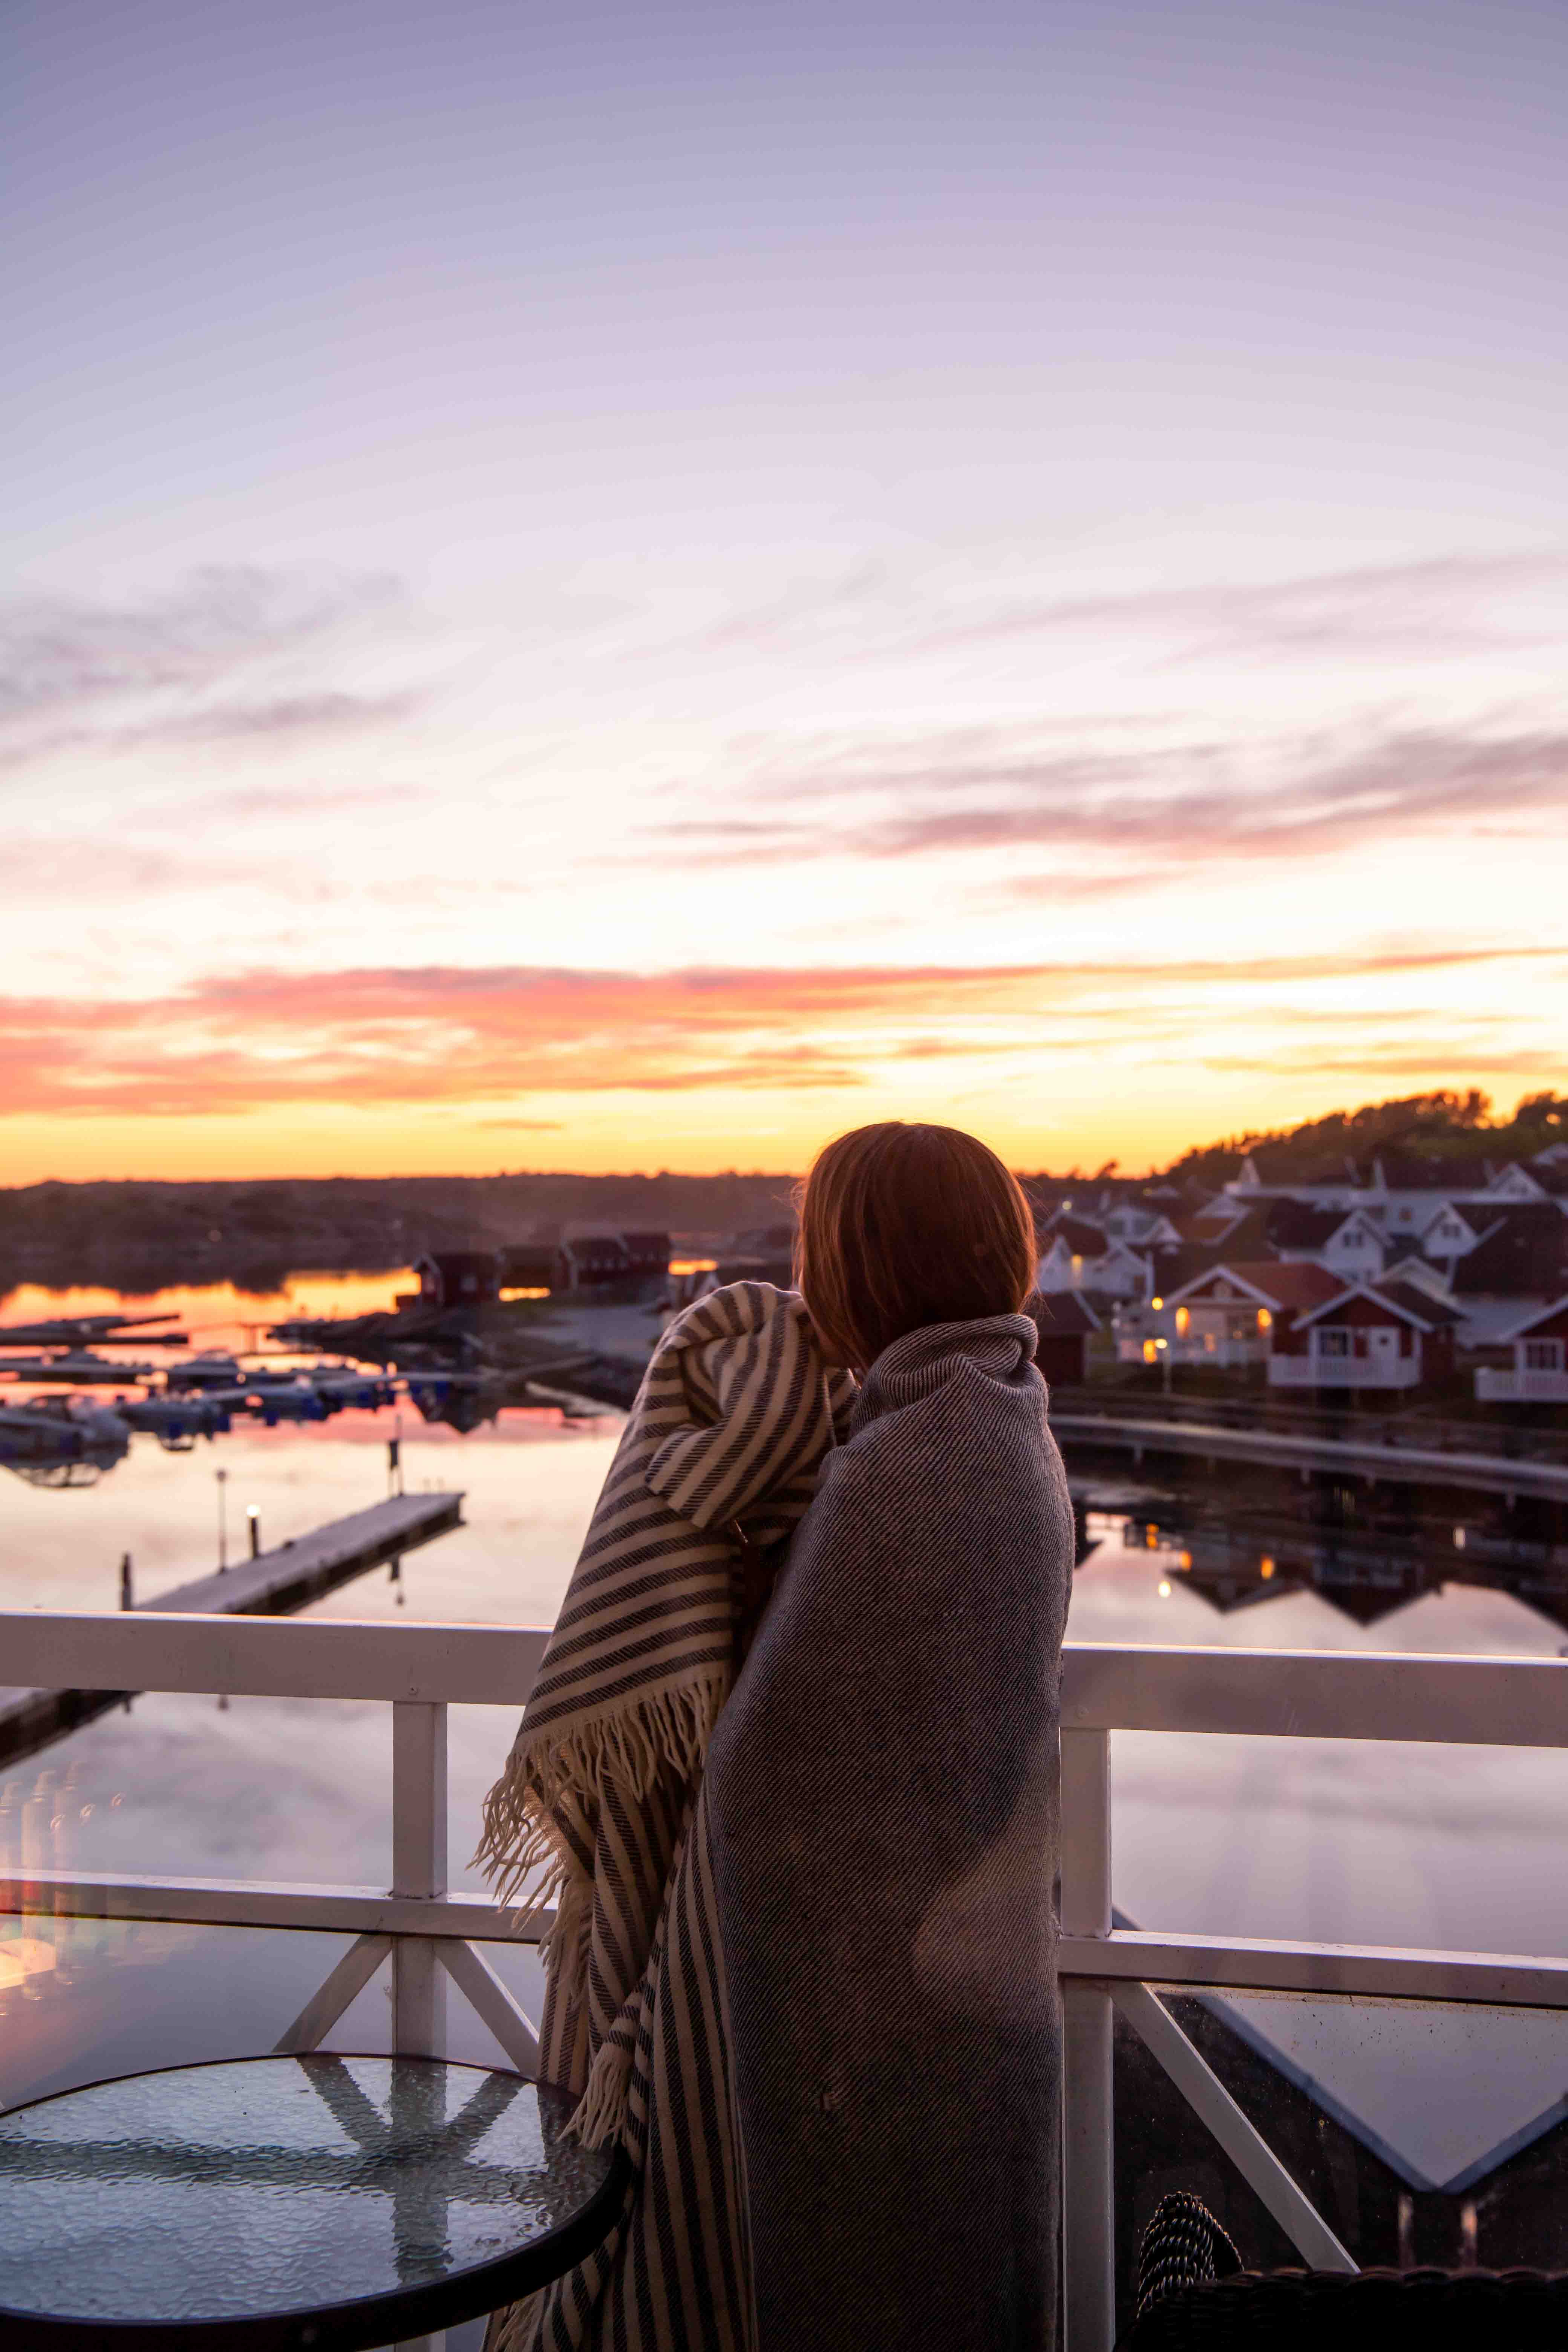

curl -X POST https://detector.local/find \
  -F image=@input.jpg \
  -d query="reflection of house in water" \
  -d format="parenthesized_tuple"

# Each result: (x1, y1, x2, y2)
(1124, 1501, 1568, 1633)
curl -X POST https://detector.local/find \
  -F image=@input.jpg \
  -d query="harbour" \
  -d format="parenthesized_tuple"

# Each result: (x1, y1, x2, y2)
(5, 1266, 1568, 2302)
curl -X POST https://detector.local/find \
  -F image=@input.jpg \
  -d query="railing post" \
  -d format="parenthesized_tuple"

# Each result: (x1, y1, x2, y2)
(1061, 1726, 1115, 2352)
(392, 1701, 449, 2352)
(392, 1700, 448, 2061)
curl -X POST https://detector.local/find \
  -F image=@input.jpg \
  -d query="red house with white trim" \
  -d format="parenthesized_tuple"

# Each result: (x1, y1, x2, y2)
(1271, 1277, 1461, 1392)
(1475, 1297, 1568, 1404)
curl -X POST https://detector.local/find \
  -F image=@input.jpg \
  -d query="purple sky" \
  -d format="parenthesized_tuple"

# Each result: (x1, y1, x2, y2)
(3, 0, 1565, 1177)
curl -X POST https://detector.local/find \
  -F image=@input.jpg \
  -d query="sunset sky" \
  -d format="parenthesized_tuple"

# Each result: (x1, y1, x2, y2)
(4, 0, 1565, 1182)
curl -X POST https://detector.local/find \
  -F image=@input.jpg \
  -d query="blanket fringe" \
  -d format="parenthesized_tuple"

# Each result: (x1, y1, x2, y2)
(472, 1671, 729, 1916)
(470, 1665, 733, 1938)
(568, 2027, 637, 2148)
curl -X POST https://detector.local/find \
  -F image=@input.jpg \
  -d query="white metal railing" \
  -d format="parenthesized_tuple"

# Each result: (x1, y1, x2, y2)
(5, 1612, 1568, 2352)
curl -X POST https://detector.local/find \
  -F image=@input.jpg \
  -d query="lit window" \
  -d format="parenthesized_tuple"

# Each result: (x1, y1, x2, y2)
(1256, 1308, 1272, 1331)
(1260, 1557, 1275, 1579)
(1175, 1306, 1190, 1336)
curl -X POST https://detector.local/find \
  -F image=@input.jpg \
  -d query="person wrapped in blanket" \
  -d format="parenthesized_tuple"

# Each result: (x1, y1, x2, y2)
(477, 1121, 1073, 2352)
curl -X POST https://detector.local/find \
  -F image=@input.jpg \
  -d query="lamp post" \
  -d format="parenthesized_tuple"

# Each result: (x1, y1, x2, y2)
(247, 1504, 261, 1560)
(216, 1468, 228, 1572)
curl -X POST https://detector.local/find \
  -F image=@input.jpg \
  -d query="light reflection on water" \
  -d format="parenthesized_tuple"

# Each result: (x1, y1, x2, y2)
(0, 1271, 416, 1352)
(5, 1408, 1568, 2197)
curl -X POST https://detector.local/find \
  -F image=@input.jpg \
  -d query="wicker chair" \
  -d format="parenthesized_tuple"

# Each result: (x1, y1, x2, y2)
(1115, 2191, 1568, 2350)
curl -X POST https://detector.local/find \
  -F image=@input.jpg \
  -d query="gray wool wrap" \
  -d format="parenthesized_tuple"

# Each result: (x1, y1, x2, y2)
(704, 1309, 1074, 2352)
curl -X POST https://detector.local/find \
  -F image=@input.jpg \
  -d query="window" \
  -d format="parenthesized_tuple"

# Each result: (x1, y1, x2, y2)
(1316, 1328, 1351, 1358)
(1524, 1339, 1565, 1373)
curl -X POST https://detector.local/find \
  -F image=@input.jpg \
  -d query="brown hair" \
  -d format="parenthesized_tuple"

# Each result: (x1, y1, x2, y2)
(795, 1122, 1037, 1372)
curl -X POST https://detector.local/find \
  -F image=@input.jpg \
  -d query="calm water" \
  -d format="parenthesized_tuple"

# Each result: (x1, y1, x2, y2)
(5, 1277, 1568, 2196)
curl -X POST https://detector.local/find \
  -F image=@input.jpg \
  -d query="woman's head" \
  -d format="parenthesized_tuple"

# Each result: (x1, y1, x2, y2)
(795, 1122, 1037, 1371)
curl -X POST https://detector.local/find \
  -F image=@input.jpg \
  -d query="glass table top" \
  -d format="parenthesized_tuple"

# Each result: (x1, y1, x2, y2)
(0, 2055, 614, 2332)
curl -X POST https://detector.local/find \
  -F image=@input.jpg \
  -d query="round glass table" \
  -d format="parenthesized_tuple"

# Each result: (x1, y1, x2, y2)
(0, 2053, 626, 2349)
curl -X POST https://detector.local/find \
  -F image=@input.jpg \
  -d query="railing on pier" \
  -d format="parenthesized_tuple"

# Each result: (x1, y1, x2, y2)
(4, 1611, 1568, 2352)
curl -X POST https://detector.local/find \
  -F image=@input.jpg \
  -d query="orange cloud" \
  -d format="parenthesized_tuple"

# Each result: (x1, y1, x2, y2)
(1, 944, 1560, 1123)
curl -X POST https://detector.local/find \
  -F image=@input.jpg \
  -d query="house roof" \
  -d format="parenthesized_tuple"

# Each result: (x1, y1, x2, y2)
(1374, 1277, 1464, 1328)
(1298, 1155, 1364, 1188)
(1170, 1203, 1269, 1249)
(1052, 1216, 1112, 1257)
(1450, 1205, 1568, 1298)
(1186, 1204, 1243, 1229)
(1500, 1294, 1568, 1343)
(1027, 1289, 1100, 1335)
(1148, 1239, 1257, 1294)
(1297, 1277, 1459, 1331)
(1164, 1260, 1344, 1312)
(417, 1249, 497, 1279)
(1373, 1152, 1463, 1192)
(1262, 1201, 1370, 1250)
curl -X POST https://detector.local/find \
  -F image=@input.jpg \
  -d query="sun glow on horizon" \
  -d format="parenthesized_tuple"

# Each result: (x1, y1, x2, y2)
(2, 1, 1563, 1187)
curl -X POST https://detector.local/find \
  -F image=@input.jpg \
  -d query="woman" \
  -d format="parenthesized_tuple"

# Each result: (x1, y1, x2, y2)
(706, 1121, 1073, 2350)
(481, 1121, 1071, 2351)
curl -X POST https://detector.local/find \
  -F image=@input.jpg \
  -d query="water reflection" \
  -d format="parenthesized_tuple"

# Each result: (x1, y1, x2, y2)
(0, 1274, 612, 1483)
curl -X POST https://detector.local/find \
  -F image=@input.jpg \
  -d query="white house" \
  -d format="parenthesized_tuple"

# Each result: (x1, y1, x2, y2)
(1036, 1217, 1151, 1302)
(1147, 1261, 1343, 1370)
(1480, 1161, 1552, 1205)
(1100, 1205, 1184, 1247)
(1264, 1203, 1388, 1280)
(1417, 1201, 1484, 1261)
(1034, 1234, 1079, 1294)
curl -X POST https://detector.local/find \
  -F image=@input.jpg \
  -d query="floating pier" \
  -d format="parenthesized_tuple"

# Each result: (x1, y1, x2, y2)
(0, 1491, 463, 1769)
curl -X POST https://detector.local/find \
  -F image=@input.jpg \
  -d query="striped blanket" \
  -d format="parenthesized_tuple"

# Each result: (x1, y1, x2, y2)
(476, 1281, 854, 2352)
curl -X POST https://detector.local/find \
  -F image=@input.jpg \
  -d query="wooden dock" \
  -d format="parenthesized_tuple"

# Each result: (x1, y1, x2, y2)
(0, 1491, 463, 1769)
(1050, 1412, 1568, 1505)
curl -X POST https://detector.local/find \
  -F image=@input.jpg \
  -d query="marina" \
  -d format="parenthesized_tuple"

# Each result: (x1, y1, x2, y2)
(4, 1273, 1568, 2308)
